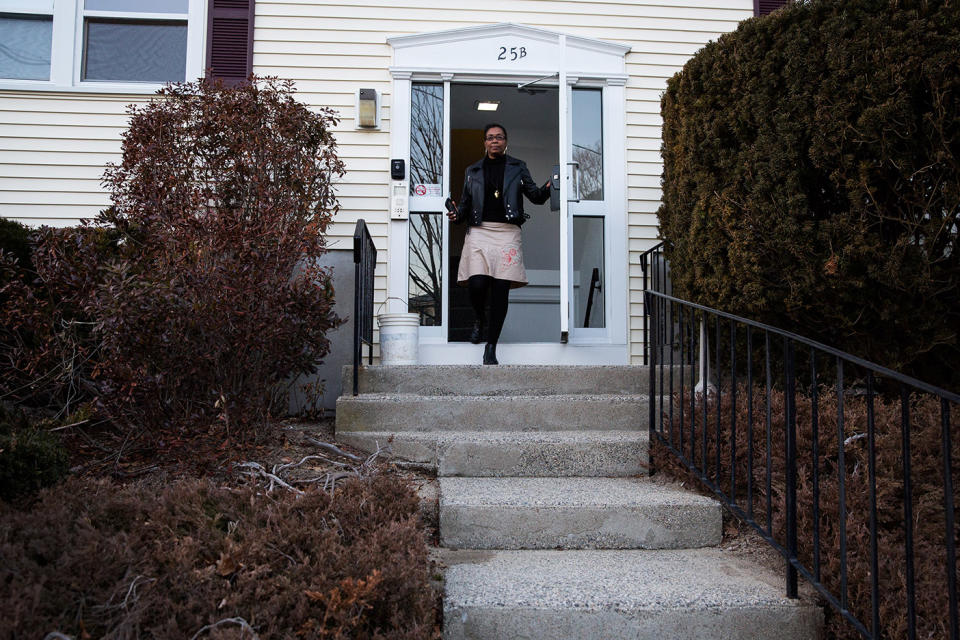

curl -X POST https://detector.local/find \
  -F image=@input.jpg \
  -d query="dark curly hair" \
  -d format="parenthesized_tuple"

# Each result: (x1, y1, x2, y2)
(482, 123, 508, 140)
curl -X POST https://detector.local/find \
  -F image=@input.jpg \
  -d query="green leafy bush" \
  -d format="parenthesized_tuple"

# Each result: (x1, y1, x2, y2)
(0, 474, 435, 638)
(0, 406, 68, 502)
(657, 0, 960, 389)
(0, 219, 32, 273)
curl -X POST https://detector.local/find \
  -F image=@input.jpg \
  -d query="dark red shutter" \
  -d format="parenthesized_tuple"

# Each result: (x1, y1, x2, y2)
(755, 0, 789, 16)
(206, 0, 254, 86)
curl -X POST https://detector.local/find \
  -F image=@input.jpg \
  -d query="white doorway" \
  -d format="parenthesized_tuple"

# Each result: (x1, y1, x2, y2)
(388, 23, 630, 364)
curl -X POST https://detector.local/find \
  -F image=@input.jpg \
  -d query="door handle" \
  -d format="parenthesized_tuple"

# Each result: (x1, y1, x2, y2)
(550, 164, 561, 211)
(566, 161, 580, 203)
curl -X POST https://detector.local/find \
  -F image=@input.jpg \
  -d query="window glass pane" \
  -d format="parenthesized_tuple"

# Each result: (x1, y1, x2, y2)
(85, 0, 189, 13)
(0, 1, 53, 10)
(83, 19, 186, 82)
(573, 216, 605, 328)
(0, 14, 52, 80)
(572, 89, 603, 200)
(409, 212, 443, 326)
(410, 83, 443, 197)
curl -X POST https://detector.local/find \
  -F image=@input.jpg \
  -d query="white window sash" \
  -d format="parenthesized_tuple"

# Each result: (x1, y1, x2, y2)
(0, 0, 206, 93)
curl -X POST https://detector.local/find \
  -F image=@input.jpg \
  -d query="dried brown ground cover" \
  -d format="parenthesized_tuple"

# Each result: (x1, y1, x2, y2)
(0, 419, 440, 640)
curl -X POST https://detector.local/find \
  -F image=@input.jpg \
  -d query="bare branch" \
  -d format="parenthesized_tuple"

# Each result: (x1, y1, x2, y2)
(304, 437, 363, 462)
(190, 617, 260, 640)
(235, 461, 303, 495)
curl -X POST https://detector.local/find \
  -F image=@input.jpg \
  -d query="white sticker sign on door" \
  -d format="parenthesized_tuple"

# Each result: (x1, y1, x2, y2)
(414, 184, 442, 197)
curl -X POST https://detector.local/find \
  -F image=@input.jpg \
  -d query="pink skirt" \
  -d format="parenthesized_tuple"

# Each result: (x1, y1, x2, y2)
(456, 222, 527, 288)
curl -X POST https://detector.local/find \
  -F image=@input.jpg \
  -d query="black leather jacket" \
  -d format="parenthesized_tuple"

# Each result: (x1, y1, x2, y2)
(455, 155, 550, 227)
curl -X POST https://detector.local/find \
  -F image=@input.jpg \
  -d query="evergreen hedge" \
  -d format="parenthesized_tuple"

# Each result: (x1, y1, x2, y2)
(657, 0, 960, 390)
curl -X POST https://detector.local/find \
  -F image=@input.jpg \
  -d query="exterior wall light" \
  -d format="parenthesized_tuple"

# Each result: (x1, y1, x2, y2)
(357, 88, 379, 128)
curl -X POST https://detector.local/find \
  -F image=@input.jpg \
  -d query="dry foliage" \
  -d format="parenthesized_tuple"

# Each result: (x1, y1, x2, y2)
(0, 473, 435, 639)
(1, 78, 343, 442)
(653, 384, 959, 639)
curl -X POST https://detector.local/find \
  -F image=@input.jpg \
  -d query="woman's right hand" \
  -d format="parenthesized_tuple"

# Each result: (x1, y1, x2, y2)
(445, 197, 459, 221)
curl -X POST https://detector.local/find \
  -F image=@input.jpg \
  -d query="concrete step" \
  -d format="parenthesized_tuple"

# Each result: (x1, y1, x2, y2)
(443, 549, 822, 640)
(335, 394, 647, 433)
(342, 364, 686, 396)
(337, 430, 649, 477)
(439, 477, 720, 550)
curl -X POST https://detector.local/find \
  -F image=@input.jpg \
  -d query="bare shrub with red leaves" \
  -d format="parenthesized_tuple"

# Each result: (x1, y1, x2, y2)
(0, 224, 120, 417)
(653, 384, 959, 640)
(2, 78, 343, 444)
(93, 77, 344, 438)
(0, 474, 435, 639)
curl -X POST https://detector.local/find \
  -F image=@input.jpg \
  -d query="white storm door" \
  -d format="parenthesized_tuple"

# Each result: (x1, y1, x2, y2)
(566, 84, 609, 342)
(557, 42, 571, 343)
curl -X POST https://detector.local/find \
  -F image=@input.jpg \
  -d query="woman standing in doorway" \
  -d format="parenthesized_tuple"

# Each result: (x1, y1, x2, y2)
(447, 123, 552, 365)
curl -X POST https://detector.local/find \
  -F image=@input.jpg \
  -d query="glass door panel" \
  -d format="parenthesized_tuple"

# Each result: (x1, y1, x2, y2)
(573, 216, 605, 328)
(408, 82, 447, 338)
(410, 83, 444, 197)
(572, 89, 603, 200)
(408, 212, 443, 326)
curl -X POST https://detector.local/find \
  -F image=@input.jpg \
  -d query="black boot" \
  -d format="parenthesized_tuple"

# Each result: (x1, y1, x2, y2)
(469, 319, 485, 344)
(483, 343, 498, 365)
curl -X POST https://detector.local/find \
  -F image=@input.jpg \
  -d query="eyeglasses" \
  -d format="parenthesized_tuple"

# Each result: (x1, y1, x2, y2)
(484, 135, 506, 141)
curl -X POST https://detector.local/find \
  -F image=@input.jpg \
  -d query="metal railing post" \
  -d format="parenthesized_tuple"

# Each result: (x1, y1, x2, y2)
(353, 224, 362, 396)
(785, 338, 798, 599)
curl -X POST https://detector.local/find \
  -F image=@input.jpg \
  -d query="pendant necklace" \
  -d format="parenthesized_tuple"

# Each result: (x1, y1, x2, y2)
(494, 189, 500, 199)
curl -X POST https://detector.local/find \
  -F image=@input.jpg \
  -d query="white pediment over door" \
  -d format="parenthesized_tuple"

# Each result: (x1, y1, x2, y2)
(387, 23, 630, 80)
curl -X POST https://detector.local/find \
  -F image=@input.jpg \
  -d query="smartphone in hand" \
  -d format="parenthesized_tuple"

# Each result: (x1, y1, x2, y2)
(445, 196, 459, 221)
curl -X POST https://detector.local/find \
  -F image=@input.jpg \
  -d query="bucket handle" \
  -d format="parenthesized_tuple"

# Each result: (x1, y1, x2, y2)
(376, 296, 409, 316)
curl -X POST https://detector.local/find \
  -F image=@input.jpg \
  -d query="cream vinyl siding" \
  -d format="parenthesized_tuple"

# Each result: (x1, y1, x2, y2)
(0, 93, 140, 226)
(0, 0, 754, 361)
(253, 0, 752, 361)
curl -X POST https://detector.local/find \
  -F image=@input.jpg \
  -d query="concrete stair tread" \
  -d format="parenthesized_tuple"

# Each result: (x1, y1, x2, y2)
(340, 392, 647, 402)
(336, 393, 647, 433)
(339, 431, 650, 477)
(443, 549, 821, 640)
(439, 478, 721, 549)
(445, 548, 807, 610)
(440, 477, 714, 508)
(342, 364, 678, 396)
(342, 430, 647, 444)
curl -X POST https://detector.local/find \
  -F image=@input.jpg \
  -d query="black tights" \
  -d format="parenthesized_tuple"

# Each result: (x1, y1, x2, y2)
(468, 275, 511, 345)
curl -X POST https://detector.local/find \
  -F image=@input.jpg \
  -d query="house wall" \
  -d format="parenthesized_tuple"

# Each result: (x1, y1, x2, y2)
(0, 0, 754, 364)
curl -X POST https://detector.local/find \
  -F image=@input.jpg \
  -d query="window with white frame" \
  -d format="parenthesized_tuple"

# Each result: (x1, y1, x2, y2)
(0, 0, 204, 89)
(0, 1, 54, 80)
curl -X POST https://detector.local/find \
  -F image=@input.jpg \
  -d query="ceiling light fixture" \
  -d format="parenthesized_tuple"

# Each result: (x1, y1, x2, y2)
(475, 100, 500, 111)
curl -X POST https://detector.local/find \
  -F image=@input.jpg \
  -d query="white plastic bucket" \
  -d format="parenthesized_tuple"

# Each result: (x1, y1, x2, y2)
(377, 312, 420, 365)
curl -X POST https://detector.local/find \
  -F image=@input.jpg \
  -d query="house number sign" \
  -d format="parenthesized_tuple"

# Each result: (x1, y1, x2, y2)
(497, 46, 528, 61)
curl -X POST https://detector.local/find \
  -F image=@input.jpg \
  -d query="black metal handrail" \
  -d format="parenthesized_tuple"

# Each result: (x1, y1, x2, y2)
(638, 241, 668, 365)
(641, 243, 959, 640)
(352, 219, 376, 396)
